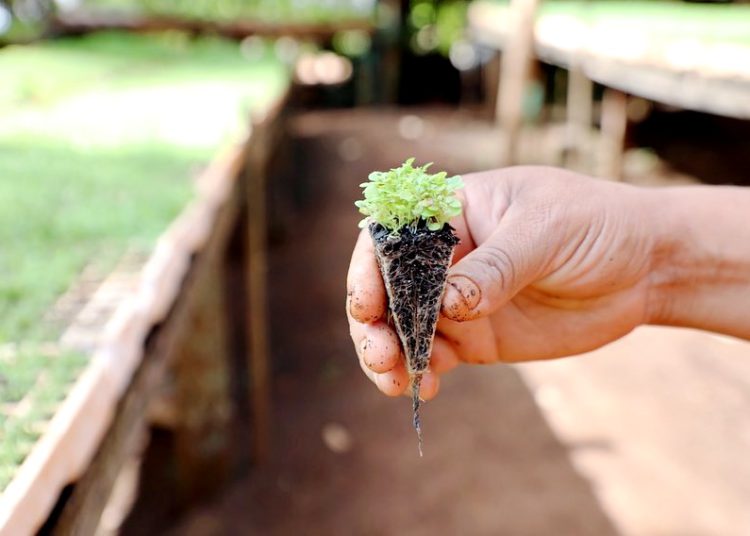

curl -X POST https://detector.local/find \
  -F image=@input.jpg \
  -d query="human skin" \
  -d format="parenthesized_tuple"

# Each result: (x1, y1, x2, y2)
(346, 166, 750, 400)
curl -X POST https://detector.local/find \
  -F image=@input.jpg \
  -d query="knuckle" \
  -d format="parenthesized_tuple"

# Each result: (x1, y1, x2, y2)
(477, 243, 517, 292)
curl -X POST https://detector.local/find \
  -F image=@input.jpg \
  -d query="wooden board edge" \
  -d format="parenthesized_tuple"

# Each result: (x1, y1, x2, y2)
(0, 141, 252, 536)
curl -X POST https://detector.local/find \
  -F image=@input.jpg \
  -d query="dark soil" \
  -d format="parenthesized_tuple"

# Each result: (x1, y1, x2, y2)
(370, 221, 459, 449)
(169, 108, 619, 536)
(370, 220, 459, 377)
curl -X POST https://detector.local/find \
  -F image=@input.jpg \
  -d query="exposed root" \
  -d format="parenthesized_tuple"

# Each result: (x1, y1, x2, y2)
(412, 374, 423, 457)
(370, 220, 459, 454)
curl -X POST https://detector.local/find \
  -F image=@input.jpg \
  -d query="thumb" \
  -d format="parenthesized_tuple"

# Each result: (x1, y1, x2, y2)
(441, 213, 546, 321)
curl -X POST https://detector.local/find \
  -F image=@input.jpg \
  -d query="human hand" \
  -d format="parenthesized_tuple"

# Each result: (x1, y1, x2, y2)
(347, 166, 658, 399)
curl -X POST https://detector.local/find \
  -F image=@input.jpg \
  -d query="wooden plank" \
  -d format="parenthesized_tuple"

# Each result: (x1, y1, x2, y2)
(582, 58, 750, 121)
(470, 1, 750, 120)
(241, 95, 287, 464)
(599, 88, 628, 181)
(7, 88, 288, 533)
(170, 199, 239, 503)
(482, 52, 501, 121)
(495, 0, 540, 165)
(565, 65, 594, 169)
(53, 11, 374, 41)
(96, 456, 142, 535)
(51, 296, 179, 534)
(50, 173, 246, 533)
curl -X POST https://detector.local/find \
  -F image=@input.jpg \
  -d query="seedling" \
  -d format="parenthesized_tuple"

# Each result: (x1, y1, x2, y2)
(356, 158, 462, 455)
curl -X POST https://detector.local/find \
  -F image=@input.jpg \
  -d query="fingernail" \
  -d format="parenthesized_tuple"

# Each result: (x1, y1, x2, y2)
(446, 275, 481, 310)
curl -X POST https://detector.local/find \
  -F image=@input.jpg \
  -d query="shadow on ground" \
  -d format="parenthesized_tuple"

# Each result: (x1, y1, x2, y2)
(171, 109, 619, 535)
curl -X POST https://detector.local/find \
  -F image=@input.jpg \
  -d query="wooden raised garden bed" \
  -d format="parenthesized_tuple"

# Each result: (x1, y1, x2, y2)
(0, 31, 289, 534)
(469, 0, 750, 175)
(470, 0, 750, 119)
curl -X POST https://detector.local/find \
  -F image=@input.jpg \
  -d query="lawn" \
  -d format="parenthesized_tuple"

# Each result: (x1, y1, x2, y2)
(0, 30, 287, 343)
(0, 30, 288, 490)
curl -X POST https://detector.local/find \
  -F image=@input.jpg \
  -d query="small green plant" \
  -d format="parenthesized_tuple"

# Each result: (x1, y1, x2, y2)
(355, 158, 463, 233)
(358, 158, 462, 455)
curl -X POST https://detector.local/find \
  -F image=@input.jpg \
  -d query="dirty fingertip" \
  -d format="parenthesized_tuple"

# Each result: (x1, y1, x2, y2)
(371, 324, 403, 370)
(441, 275, 480, 321)
(375, 368, 408, 397)
(349, 285, 385, 323)
(441, 282, 469, 320)
(419, 371, 439, 401)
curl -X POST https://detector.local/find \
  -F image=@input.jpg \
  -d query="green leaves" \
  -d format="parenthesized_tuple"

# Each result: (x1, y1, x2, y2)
(355, 158, 463, 233)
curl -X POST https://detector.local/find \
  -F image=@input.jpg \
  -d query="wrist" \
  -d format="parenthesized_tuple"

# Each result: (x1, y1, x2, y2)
(646, 185, 750, 338)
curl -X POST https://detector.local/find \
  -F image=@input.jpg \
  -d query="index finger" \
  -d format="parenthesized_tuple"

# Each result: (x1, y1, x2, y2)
(347, 228, 387, 324)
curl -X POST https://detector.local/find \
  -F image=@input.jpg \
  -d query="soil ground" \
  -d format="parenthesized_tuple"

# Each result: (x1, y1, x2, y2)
(170, 108, 750, 535)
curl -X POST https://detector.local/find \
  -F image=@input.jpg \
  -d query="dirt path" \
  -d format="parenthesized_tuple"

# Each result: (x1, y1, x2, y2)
(169, 108, 618, 535)
(518, 327, 750, 536)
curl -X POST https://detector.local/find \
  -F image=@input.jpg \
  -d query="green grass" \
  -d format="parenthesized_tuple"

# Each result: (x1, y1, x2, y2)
(490, 0, 750, 48)
(0, 140, 201, 342)
(82, 0, 374, 24)
(0, 31, 288, 489)
(0, 349, 87, 490)
(0, 31, 288, 343)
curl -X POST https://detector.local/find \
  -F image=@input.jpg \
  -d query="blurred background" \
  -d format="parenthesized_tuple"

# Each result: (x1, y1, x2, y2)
(1, 0, 750, 535)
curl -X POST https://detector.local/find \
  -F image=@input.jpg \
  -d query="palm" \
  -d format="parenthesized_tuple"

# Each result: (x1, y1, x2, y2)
(444, 171, 653, 363)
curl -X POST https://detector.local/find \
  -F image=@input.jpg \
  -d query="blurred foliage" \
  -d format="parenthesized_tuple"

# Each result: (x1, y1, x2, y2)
(332, 28, 372, 57)
(0, 0, 55, 41)
(406, 0, 469, 56)
(81, 0, 376, 23)
(0, 0, 378, 42)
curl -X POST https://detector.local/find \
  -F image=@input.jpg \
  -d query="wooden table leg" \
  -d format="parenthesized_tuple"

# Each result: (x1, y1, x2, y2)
(565, 65, 594, 170)
(600, 88, 629, 181)
(496, 0, 539, 166)
(244, 131, 273, 465)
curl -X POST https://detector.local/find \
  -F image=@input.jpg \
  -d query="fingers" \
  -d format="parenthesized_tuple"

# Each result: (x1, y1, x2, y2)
(373, 360, 409, 396)
(349, 311, 453, 400)
(348, 222, 461, 402)
(358, 357, 440, 401)
(429, 336, 460, 374)
(353, 324, 458, 376)
(417, 370, 440, 401)
(378, 367, 440, 401)
(437, 316, 499, 364)
(351, 320, 401, 373)
(442, 211, 546, 322)
(347, 229, 387, 323)
(349, 315, 444, 401)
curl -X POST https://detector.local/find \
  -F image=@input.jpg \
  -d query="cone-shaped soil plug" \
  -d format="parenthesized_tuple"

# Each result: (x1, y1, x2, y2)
(369, 221, 458, 454)
(355, 159, 463, 455)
